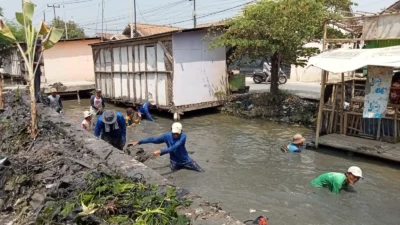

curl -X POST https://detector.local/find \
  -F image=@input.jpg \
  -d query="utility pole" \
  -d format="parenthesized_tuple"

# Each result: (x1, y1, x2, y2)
(101, 0, 104, 41)
(130, 0, 133, 38)
(134, 0, 137, 36)
(47, 4, 60, 25)
(189, 0, 196, 28)
(43, 10, 46, 22)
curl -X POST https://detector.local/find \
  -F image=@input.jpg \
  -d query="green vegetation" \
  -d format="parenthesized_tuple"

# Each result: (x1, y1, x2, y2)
(210, 0, 354, 94)
(51, 18, 86, 39)
(37, 173, 191, 225)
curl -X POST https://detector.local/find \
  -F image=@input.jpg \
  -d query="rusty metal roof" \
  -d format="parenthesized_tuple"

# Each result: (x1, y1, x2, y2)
(122, 23, 180, 37)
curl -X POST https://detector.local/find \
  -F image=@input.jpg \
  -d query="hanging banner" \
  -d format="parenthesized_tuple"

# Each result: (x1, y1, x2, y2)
(363, 66, 392, 118)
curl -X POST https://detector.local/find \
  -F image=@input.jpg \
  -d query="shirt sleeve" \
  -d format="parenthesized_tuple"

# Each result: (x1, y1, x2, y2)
(118, 115, 126, 143)
(160, 135, 186, 155)
(331, 180, 343, 194)
(145, 109, 156, 122)
(90, 96, 98, 110)
(94, 119, 103, 137)
(139, 134, 165, 145)
(58, 96, 63, 109)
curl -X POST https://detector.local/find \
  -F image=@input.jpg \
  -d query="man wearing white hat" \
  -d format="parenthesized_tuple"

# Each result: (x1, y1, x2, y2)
(81, 111, 92, 131)
(311, 166, 363, 194)
(128, 122, 204, 172)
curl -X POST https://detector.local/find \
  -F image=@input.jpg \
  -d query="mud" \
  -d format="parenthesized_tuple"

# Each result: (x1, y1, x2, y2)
(221, 92, 318, 127)
(0, 90, 243, 225)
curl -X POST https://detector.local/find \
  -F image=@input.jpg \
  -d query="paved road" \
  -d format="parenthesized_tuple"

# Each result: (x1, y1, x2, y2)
(246, 77, 321, 100)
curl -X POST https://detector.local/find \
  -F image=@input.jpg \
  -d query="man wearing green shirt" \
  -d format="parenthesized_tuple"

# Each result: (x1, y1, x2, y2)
(311, 166, 363, 194)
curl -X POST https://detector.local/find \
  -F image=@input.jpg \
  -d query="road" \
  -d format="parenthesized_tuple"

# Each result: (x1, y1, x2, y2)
(246, 77, 321, 100)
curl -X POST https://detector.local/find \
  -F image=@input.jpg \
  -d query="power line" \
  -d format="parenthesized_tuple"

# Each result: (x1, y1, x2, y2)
(165, 0, 256, 26)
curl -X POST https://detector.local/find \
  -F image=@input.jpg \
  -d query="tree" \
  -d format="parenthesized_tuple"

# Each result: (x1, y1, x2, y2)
(210, 0, 354, 94)
(0, 0, 63, 137)
(51, 18, 85, 39)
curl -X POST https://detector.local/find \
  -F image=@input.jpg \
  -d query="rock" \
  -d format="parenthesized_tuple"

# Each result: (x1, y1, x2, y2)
(29, 193, 45, 210)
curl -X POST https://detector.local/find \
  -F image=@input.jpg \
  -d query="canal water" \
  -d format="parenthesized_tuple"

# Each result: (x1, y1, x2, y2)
(63, 99, 400, 225)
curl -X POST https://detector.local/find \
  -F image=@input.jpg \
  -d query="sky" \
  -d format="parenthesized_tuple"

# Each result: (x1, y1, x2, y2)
(0, 0, 398, 36)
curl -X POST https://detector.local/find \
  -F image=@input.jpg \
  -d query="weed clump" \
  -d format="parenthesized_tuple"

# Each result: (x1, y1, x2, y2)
(37, 172, 191, 225)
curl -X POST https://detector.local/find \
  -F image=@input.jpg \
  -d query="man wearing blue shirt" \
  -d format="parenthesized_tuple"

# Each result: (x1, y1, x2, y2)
(281, 134, 306, 153)
(129, 122, 204, 172)
(138, 101, 156, 122)
(94, 110, 126, 150)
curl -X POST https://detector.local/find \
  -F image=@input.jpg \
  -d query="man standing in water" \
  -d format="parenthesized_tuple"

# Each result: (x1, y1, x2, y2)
(94, 110, 126, 150)
(90, 89, 105, 126)
(128, 122, 204, 172)
(281, 134, 306, 153)
(47, 88, 63, 113)
(311, 166, 363, 194)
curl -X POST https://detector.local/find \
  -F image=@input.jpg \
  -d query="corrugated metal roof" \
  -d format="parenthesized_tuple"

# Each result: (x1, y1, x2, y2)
(122, 23, 180, 37)
(381, 1, 400, 13)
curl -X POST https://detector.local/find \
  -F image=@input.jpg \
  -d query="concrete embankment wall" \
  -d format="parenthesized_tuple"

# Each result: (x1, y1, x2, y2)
(40, 101, 243, 224)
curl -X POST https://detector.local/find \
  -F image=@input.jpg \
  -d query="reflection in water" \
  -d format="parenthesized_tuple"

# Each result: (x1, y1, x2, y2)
(63, 99, 400, 225)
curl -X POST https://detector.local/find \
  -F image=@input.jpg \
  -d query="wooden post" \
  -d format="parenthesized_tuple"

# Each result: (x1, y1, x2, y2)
(395, 107, 398, 143)
(76, 90, 80, 103)
(328, 84, 337, 133)
(377, 119, 382, 141)
(344, 112, 348, 135)
(315, 70, 327, 148)
(341, 73, 345, 134)
(0, 72, 4, 110)
(351, 71, 355, 98)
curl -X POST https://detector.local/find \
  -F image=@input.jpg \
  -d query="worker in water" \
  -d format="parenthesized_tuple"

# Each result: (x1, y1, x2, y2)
(90, 89, 105, 126)
(138, 101, 156, 122)
(125, 107, 141, 127)
(81, 111, 92, 131)
(47, 88, 63, 113)
(281, 134, 306, 153)
(94, 110, 126, 150)
(128, 122, 204, 172)
(311, 166, 363, 194)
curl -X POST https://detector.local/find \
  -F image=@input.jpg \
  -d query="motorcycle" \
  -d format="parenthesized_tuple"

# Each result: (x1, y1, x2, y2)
(252, 62, 287, 85)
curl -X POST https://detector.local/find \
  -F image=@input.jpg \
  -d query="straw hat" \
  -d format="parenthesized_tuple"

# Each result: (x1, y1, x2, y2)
(50, 88, 57, 93)
(84, 111, 92, 119)
(292, 134, 306, 144)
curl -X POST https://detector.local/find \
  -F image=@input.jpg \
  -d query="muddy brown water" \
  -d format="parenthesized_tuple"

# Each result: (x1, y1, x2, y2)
(63, 99, 400, 225)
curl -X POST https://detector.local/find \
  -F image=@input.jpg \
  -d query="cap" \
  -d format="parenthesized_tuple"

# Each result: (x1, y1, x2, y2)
(102, 110, 117, 124)
(348, 166, 363, 178)
(292, 134, 306, 144)
(96, 89, 102, 93)
(50, 88, 57, 93)
(84, 111, 92, 119)
(171, 122, 183, 134)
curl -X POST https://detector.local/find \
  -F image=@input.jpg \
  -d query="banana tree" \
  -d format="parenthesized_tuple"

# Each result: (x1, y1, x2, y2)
(0, 0, 63, 138)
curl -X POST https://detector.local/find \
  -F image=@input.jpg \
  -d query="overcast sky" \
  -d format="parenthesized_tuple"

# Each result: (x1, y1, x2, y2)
(0, 0, 397, 35)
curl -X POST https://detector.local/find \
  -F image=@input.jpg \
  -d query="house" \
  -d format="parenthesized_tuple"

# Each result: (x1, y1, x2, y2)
(90, 25, 227, 119)
(42, 37, 101, 93)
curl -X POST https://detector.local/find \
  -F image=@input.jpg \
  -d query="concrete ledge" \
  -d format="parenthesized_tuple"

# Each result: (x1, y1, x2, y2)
(39, 106, 243, 224)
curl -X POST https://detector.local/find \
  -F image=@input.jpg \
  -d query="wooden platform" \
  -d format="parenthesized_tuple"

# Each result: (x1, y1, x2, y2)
(318, 134, 400, 163)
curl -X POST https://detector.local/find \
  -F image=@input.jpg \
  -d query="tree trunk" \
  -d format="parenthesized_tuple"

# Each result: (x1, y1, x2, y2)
(270, 52, 280, 95)
(29, 71, 38, 138)
(0, 73, 3, 110)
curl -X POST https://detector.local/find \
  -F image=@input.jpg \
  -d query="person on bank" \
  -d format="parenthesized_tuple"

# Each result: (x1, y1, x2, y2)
(48, 88, 63, 113)
(311, 166, 363, 194)
(81, 111, 92, 131)
(94, 110, 126, 150)
(281, 134, 306, 153)
(90, 89, 105, 125)
(128, 122, 204, 172)
(125, 107, 141, 127)
(138, 101, 156, 122)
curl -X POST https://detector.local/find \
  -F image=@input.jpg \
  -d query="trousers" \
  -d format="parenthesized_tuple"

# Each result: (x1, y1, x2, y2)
(170, 160, 204, 172)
